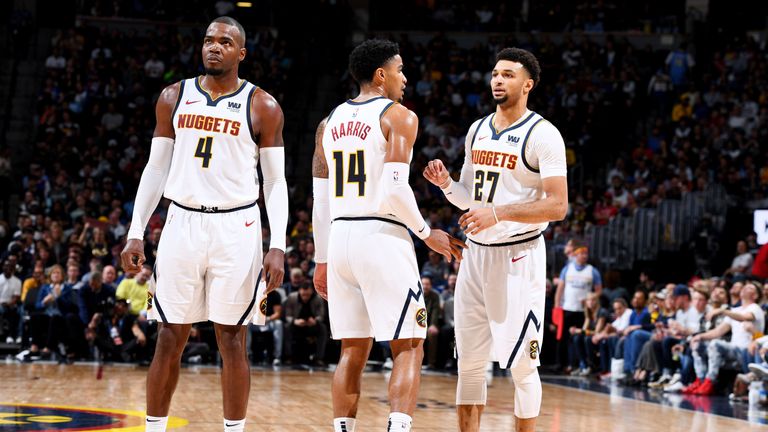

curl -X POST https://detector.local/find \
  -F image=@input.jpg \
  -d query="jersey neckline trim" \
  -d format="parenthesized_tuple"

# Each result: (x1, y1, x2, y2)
(488, 111, 537, 140)
(194, 76, 249, 106)
(346, 96, 387, 106)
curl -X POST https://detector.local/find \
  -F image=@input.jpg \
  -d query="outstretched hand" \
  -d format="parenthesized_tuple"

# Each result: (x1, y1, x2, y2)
(424, 229, 466, 262)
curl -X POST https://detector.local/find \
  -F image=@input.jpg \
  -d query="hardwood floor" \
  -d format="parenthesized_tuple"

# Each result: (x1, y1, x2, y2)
(0, 363, 764, 431)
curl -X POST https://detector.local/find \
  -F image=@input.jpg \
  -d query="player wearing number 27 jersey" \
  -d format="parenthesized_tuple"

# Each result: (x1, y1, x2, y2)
(424, 48, 567, 432)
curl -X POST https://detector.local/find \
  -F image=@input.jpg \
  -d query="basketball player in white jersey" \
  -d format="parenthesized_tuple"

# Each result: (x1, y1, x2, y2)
(424, 48, 568, 432)
(120, 17, 288, 432)
(311, 39, 465, 432)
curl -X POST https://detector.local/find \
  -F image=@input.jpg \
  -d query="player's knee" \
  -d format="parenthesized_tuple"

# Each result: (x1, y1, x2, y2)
(510, 362, 541, 419)
(457, 358, 487, 405)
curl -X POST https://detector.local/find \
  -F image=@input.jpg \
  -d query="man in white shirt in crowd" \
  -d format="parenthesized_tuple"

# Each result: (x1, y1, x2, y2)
(592, 298, 632, 377)
(0, 260, 22, 343)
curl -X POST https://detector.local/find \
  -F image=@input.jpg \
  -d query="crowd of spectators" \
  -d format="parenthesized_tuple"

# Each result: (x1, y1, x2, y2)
(1, 7, 768, 402)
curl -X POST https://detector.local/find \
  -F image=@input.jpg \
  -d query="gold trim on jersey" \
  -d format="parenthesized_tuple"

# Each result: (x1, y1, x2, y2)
(195, 76, 247, 102)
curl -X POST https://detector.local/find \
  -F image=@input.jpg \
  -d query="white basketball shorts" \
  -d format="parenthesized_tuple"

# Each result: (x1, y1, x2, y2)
(455, 234, 546, 369)
(147, 201, 263, 325)
(327, 217, 427, 341)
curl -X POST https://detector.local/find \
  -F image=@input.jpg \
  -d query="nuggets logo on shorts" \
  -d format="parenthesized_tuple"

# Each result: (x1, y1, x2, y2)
(259, 298, 268, 316)
(529, 340, 539, 360)
(415, 308, 427, 328)
(146, 291, 153, 311)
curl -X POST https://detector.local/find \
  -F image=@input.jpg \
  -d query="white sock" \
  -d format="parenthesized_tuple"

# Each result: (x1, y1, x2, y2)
(333, 417, 356, 431)
(387, 412, 412, 431)
(223, 418, 245, 432)
(145, 415, 168, 432)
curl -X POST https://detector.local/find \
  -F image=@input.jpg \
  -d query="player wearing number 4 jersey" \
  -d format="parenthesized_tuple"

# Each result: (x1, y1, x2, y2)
(120, 17, 288, 432)
(312, 39, 465, 432)
(424, 48, 568, 432)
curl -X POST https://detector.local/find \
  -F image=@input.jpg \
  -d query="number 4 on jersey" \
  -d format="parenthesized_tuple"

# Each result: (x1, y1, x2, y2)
(195, 137, 213, 168)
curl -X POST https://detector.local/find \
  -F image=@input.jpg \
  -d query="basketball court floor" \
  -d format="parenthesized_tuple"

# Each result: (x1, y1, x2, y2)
(1, 362, 766, 431)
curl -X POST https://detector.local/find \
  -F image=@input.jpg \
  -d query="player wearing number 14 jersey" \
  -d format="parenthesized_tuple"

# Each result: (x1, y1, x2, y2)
(120, 17, 288, 432)
(311, 39, 464, 432)
(424, 48, 568, 432)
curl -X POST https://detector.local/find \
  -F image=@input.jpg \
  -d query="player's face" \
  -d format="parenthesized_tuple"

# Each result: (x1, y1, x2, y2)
(381, 55, 407, 102)
(490, 60, 533, 106)
(202, 23, 246, 76)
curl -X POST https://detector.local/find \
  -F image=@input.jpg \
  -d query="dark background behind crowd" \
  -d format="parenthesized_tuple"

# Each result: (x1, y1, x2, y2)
(0, 1, 767, 399)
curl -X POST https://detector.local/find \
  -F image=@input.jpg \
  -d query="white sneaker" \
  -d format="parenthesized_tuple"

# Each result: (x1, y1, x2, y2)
(578, 367, 592, 376)
(649, 373, 674, 389)
(486, 362, 494, 387)
(14, 336, 21, 344)
(5, 336, 13, 344)
(748, 363, 768, 379)
(272, 358, 281, 366)
(383, 358, 393, 370)
(663, 380, 685, 393)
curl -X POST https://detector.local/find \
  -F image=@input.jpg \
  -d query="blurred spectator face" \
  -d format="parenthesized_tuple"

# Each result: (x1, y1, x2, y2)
(305, 241, 315, 255)
(421, 277, 433, 294)
(202, 22, 246, 77)
(151, 228, 162, 243)
(49, 266, 64, 284)
(613, 300, 627, 316)
(742, 284, 759, 303)
(66, 265, 79, 282)
(89, 272, 103, 290)
(102, 265, 117, 284)
(730, 282, 743, 302)
(428, 251, 441, 264)
(631, 291, 646, 309)
(136, 267, 152, 285)
(736, 240, 747, 254)
(2, 261, 13, 277)
(114, 300, 128, 317)
(447, 274, 457, 291)
(290, 268, 304, 285)
(692, 291, 708, 311)
(711, 287, 728, 306)
(298, 283, 314, 302)
(575, 247, 588, 265)
(584, 293, 599, 311)
(673, 292, 690, 310)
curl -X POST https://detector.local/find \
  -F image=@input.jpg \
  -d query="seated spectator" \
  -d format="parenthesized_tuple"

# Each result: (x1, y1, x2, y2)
(284, 282, 327, 366)
(686, 281, 765, 395)
(421, 251, 449, 286)
(90, 298, 147, 363)
(116, 265, 152, 317)
(569, 292, 609, 376)
(0, 260, 22, 343)
(78, 271, 116, 331)
(34, 265, 82, 361)
(592, 297, 633, 378)
(724, 240, 754, 279)
(281, 268, 305, 298)
(621, 291, 653, 381)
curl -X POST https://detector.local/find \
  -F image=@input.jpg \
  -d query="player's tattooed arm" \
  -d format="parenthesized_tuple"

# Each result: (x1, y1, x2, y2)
(312, 118, 329, 178)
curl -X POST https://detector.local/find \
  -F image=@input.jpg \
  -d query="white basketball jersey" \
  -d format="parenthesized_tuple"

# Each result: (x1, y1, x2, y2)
(322, 97, 404, 221)
(166, 77, 259, 208)
(466, 110, 557, 244)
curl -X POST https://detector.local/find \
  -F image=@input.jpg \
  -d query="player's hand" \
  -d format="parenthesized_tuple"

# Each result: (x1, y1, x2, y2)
(459, 207, 499, 235)
(263, 248, 285, 293)
(120, 239, 146, 273)
(313, 263, 328, 300)
(423, 159, 451, 188)
(424, 229, 466, 262)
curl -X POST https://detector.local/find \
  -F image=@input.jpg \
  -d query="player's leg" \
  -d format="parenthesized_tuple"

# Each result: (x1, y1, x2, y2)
(146, 323, 192, 426)
(454, 245, 492, 432)
(490, 238, 547, 432)
(213, 323, 251, 422)
(205, 205, 263, 431)
(332, 338, 373, 421)
(388, 338, 424, 415)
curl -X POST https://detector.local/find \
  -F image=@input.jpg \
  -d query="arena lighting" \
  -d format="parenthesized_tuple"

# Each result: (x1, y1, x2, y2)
(236, 1, 252, 7)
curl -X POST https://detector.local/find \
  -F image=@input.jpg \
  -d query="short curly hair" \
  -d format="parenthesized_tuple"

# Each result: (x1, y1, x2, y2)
(496, 48, 541, 89)
(348, 39, 400, 84)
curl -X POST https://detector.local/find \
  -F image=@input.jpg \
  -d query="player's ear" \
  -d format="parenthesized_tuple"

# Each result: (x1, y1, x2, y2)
(523, 78, 534, 94)
(375, 67, 386, 84)
(239, 48, 246, 62)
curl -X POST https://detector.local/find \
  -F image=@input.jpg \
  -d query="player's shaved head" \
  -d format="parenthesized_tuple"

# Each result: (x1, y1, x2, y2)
(210, 16, 246, 47)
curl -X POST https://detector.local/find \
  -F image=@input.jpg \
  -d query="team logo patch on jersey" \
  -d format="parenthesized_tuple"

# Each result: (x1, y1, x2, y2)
(415, 308, 427, 328)
(0, 403, 187, 430)
(529, 340, 539, 360)
(507, 135, 520, 145)
(259, 297, 268, 316)
(146, 291, 153, 311)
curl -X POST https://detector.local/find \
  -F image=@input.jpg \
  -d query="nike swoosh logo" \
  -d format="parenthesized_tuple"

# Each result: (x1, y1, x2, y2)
(245, 220, 255, 227)
(446, 192, 453, 195)
(478, 135, 488, 140)
(418, 226, 426, 233)
(226, 423, 238, 427)
(147, 419, 160, 422)
(511, 255, 527, 263)
(185, 100, 201, 105)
